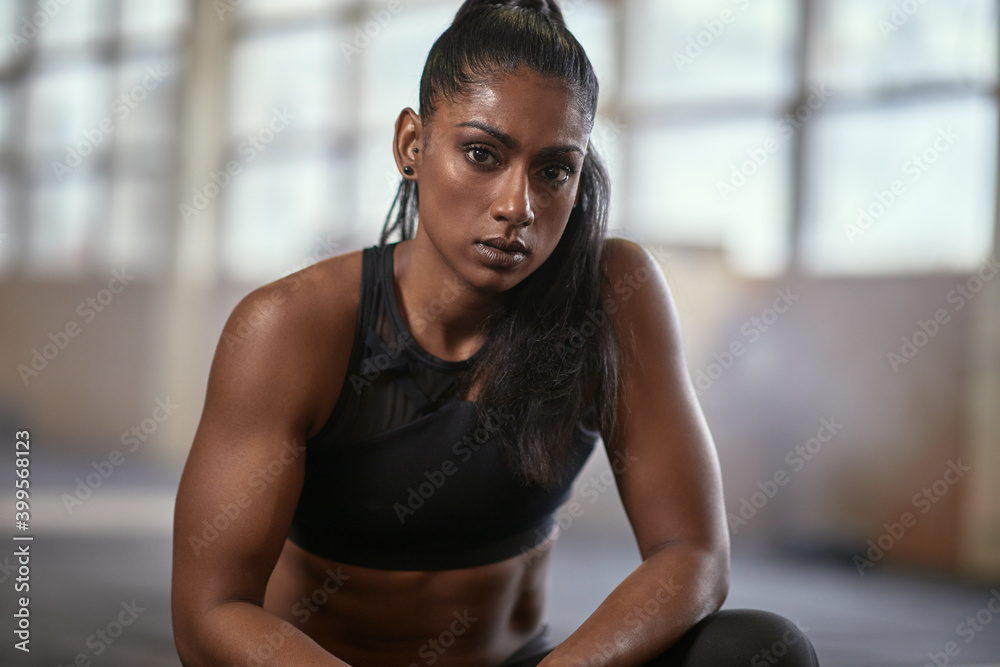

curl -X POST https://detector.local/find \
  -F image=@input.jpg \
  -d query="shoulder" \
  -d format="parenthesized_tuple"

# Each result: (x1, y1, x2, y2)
(226, 248, 364, 340)
(209, 247, 366, 437)
(601, 236, 650, 266)
(597, 236, 681, 365)
(600, 237, 659, 290)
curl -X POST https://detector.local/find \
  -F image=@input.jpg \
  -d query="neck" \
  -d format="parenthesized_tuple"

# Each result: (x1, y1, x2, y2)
(392, 236, 505, 361)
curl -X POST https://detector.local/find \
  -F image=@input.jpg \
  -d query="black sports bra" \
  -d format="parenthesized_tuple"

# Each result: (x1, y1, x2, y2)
(287, 241, 599, 570)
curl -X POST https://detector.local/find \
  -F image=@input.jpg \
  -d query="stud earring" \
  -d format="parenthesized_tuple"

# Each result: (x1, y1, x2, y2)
(403, 165, 414, 175)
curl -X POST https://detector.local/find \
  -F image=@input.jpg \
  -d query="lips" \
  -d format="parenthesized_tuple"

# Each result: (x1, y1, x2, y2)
(474, 239, 527, 269)
(478, 237, 527, 254)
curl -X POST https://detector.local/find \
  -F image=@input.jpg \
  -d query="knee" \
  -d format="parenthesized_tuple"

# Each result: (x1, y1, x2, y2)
(729, 609, 818, 667)
(665, 609, 818, 666)
(721, 609, 817, 666)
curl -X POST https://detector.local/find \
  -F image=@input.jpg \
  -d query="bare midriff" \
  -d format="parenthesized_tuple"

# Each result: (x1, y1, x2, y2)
(263, 532, 557, 666)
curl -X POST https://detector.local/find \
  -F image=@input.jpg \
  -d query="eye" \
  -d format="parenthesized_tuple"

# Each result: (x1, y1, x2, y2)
(465, 145, 499, 168)
(540, 164, 574, 184)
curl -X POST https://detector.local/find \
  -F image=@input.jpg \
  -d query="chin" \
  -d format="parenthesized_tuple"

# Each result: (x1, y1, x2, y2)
(467, 260, 533, 295)
(470, 269, 526, 295)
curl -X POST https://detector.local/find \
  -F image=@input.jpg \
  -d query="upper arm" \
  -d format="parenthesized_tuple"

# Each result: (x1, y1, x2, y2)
(599, 238, 729, 561)
(171, 268, 353, 637)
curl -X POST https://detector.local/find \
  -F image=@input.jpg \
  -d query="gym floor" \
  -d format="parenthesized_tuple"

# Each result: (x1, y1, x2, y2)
(2, 455, 998, 666)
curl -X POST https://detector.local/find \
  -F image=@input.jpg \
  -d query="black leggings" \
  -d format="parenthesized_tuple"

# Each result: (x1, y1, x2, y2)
(499, 609, 819, 666)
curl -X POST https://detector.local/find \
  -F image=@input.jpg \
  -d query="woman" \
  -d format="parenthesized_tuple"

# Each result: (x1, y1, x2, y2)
(171, 1, 820, 665)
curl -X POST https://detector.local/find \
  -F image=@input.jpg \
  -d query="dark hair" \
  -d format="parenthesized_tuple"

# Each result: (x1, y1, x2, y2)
(380, 0, 621, 488)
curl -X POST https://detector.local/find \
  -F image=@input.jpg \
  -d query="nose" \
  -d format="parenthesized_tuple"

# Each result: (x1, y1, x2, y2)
(491, 165, 534, 227)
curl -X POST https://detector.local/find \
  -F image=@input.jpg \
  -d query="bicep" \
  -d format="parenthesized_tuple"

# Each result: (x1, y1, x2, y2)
(601, 240, 728, 560)
(173, 420, 305, 608)
(172, 291, 321, 623)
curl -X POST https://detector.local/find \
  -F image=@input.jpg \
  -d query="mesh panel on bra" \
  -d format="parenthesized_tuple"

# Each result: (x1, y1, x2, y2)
(316, 242, 481, 445)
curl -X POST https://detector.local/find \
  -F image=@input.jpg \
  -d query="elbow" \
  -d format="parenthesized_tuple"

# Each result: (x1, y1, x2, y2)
(172, 591, 212, 667)
(171, 607, 200, 667)
(702, 515, 731, 613)
(646, 536, 730, 615)
(173, 630, 198, 666)
(706, 533, 730, 613)
(710, 555, 730, 613)
(690, 540, 729, 620)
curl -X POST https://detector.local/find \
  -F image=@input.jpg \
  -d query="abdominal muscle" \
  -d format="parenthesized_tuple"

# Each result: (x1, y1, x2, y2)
(263, 531, 557, 667)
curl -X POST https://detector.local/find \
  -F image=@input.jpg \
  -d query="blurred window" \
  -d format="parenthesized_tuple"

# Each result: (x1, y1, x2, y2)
(0, 0, 189, 280)
(799, 0, 998, 275)
(625, 0, 998, 276)
(6, 1, 993, 282)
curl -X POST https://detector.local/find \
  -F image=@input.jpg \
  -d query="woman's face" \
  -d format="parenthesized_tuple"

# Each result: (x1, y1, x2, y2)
(407, 67, 591, 293)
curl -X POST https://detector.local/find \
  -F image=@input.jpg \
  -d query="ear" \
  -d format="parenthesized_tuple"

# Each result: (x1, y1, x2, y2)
(393, 107, 423, 179)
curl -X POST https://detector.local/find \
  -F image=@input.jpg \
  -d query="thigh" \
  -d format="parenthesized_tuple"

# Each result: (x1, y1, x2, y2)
(646, 609, 819, 666)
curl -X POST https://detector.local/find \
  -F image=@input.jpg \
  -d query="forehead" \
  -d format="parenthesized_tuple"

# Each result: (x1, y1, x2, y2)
(433, 68, 590, 147)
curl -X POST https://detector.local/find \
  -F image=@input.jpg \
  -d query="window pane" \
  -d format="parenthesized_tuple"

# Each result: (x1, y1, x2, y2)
(563, 0, 618, 107)
(0, 3, 25, 70)
(229, 26, 351, 139)
(114, 55, 180, 150)
(799, 97, 997, 275)
(106, 177, 169, 279)
(811, 0, 999, 94)
(625, 0, 798, 107)
(35, 0, 116, 51)
(27, 177, 109, 277)
(358, 4, 454, 131)
(221, 156, 352, 283)
(27, 62, 116, 159)
(630, 116, 792, 276)
(121, 0, 188, 48)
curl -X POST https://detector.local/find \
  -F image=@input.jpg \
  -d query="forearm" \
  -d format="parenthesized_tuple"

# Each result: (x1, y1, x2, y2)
(177, 600, 351, 667)
(538, 542, 729, 667)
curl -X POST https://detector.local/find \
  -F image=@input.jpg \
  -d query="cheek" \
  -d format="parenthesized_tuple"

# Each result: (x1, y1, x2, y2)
(528, 181, 579, 239)
(533, 196, 573, 248)
(530, 187, 574, 220)
(423, 155, 491, 213)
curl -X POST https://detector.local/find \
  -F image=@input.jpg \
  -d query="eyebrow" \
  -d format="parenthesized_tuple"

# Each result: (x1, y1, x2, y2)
(456, 120, 584, 157)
